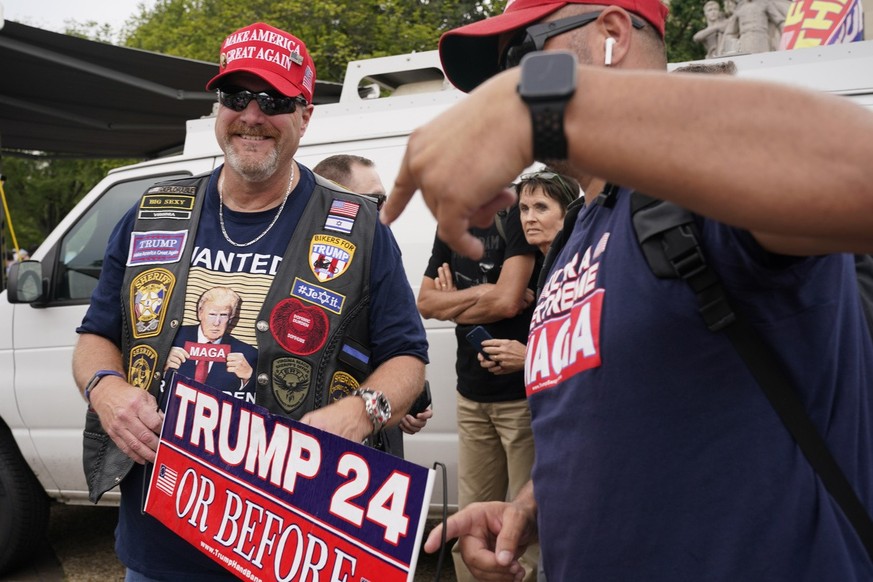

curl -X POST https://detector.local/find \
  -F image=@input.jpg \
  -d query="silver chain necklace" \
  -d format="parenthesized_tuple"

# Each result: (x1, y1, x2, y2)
(217, 164, 294, 247)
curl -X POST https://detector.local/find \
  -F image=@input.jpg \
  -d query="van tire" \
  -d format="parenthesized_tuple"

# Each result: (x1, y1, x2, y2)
(0, 423, 50, 576)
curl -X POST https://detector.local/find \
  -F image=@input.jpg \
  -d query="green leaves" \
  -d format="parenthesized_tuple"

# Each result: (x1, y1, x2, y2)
(123, 0, 504, 83)
(1, 157, 134, 251)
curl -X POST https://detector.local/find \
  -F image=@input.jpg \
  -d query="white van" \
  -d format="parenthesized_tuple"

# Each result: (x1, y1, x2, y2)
(0, 49, 465, 576)
(3, 40, 873, 576)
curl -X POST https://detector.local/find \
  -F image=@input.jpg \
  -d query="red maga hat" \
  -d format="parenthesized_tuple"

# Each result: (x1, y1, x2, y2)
(206, 22, 316, 103)
(439, 0, 669, 92)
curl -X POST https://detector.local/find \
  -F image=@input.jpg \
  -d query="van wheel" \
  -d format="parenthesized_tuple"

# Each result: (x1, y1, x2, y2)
(0, 423, 50, 576)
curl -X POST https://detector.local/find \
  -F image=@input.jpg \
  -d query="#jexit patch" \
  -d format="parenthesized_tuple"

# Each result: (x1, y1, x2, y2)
(291, 277, 346, 315)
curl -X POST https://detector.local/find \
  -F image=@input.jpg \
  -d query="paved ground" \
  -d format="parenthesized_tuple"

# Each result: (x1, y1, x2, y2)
(0, 504, 456, 581)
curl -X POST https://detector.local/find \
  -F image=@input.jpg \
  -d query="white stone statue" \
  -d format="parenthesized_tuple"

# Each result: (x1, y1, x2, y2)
(720, 0, 786, 55)
(693, 1, 729, 59)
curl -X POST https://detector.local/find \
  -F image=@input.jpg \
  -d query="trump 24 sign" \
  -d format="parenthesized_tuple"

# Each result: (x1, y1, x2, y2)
(145, 374, 434, 581)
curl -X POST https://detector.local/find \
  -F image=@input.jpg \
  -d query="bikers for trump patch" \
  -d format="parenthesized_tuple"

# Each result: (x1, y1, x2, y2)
(130, 268, 175, 338)
(271, 357, 312, 413)
(324, 198, 360, 234)
(309, 234, 355, 282)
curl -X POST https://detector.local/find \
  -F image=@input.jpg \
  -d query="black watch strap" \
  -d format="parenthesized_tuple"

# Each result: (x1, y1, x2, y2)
(528, 100, 569, 161)
(517, 51, 576, 162)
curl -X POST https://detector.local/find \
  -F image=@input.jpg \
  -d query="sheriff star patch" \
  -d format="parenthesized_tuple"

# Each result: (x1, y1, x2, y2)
(329, 371, 360, 402)
(130, 268, 175, 339)
(128, 345, 158, 390)
(309, 234, 355, 282)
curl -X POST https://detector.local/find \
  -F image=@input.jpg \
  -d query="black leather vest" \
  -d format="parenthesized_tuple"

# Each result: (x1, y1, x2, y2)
(120, 172, 376, 418)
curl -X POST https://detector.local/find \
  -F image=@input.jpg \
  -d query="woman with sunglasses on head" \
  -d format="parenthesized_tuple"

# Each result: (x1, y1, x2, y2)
(478, 169, 581, 375)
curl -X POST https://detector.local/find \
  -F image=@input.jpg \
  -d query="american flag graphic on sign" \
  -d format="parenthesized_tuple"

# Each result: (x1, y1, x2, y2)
(156, 464, 179, 496)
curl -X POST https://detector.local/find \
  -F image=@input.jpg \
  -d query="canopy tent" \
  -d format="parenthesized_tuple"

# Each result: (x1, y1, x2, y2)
(0, 21, 343, 159)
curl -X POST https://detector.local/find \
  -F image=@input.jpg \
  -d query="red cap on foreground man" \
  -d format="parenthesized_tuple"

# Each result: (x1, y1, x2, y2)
(206, 22, 316, 102)
(439, 0, 669, 92)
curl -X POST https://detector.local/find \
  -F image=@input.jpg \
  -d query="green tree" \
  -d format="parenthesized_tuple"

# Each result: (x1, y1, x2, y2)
(1, 157, 133, 252)
(666, 0, 708, 63)
(123, 0, 708, 79)
(123, 0, 504, 83)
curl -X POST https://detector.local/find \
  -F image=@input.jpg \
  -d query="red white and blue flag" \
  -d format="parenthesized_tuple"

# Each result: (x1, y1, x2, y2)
(155, 464, 178, 496)
(324, 199, 360, 234)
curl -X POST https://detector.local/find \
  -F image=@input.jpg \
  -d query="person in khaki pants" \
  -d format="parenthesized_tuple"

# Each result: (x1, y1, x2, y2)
(418, 203, 539, 582)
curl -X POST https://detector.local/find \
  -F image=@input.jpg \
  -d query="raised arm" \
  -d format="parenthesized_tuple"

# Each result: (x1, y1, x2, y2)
(385, 63, 873, 257)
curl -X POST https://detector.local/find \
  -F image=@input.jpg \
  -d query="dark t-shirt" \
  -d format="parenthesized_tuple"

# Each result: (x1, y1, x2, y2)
(424, 204, 538, 402)
(528, 188, 873, 580)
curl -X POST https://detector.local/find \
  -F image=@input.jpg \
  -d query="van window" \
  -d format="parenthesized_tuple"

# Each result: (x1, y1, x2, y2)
(55, 174, 187, 301)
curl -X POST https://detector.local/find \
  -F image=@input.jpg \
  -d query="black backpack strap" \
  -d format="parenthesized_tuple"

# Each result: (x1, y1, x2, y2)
(630, 192, 873, 563)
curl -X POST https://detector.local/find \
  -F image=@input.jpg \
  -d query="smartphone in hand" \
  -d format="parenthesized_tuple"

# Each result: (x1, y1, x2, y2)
(409, 380, 432, 415)
(465, 325, 493, 361)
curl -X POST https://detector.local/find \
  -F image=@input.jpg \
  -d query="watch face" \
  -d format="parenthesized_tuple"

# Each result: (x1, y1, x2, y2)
(375, 393, 391, 418)
(518, 51, 577, 100)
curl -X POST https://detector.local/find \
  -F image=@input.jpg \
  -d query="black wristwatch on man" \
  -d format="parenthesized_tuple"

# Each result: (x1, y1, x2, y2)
(517, 50, 578, 161)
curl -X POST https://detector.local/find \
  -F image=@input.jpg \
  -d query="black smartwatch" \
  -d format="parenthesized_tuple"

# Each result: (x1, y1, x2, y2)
(517, 50, 578, 161)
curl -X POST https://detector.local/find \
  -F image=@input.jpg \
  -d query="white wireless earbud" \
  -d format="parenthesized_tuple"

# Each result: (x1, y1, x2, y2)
(604, 37, 616, 66)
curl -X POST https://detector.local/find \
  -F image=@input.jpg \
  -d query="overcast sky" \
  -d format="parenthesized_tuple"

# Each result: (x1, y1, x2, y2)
(1, 0, 152, 34)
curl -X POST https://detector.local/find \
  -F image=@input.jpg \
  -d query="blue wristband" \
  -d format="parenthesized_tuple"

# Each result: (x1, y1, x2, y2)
(84, 369, 125, 404)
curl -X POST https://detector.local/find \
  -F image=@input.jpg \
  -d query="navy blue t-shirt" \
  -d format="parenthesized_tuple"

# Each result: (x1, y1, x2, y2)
(527, 188, 873, 580)
(78, 165, 428, 580)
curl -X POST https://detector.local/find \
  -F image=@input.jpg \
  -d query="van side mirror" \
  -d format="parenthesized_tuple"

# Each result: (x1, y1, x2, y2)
(6, 260, 46, 304)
